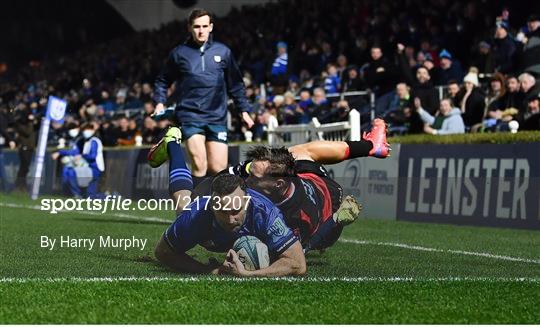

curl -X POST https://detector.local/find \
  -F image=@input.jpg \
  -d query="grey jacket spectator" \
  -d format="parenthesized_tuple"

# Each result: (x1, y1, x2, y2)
(418, 99, 465, 135)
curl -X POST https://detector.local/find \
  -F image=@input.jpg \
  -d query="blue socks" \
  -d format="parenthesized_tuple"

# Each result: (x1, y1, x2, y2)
(168, 142, 193, 193)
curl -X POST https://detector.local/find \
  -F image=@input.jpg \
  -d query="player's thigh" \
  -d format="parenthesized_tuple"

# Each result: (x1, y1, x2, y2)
(289, 140, 349, 163)
(204, 124, 228, 173)
(205, 141, 228, 173)
(185, 134, 207, 167)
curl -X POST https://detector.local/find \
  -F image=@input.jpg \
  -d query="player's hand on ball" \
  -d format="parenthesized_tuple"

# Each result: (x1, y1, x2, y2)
(223, 249, 249, 276)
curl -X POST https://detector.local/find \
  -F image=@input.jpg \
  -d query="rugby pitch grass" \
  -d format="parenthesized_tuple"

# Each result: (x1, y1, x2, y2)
(1, 193, 539, 323)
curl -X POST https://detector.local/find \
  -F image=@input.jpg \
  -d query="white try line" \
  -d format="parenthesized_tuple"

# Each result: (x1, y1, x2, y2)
(2, 201, 539, 265)
(338, 239, 540, 265)
(0, 276, 539, 283)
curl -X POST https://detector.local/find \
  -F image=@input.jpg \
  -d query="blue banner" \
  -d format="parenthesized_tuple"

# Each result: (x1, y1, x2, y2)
(45, 96, 67, 124)
(397, 144, 540, 229)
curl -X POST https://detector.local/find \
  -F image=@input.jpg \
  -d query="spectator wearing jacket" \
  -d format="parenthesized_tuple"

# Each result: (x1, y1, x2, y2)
(336, 54, 348, 82)
(446, 80, 461, 106)
(114, 116, 136, 146)
(483, 73, 519, 131)
(342, 66, 366, 92)
(493, 21, 516, 74)
(520, 93, 540, 130)
(498, 75, 523, 110)
(153, 9, 254, 186)
(458, 72, 486, 128)
(435, 49, 464, 86)
(472, 41, 495, 75)
(13, 108, 37, 191)
(385, 83, 417, 131)
(296, 89, 314, 124)
(0, 107, 14, 192)
(397, 44, 439, 114)
(323, 64, 341, 94)
(417, 98, 465, 135)
(311, 88, 334, 123)
(519, 15, 540, 75)
(364, 46, 398, 114)
(270, 41, 289, 95)
(51, 123, 104, 198)
(142, 116, 162, 145)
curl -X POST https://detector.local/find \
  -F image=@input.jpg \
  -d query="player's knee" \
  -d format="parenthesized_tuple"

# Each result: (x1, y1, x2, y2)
(296, 259, 307, 276)
(154, 237, 169, 264)
(207, 160, 227, 174)
(191, 155, 207, 171)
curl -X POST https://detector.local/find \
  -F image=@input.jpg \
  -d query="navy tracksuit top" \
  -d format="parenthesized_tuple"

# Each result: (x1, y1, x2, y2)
(154, 35, 251, 125)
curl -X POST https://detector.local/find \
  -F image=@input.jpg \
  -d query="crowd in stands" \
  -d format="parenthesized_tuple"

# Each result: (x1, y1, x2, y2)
(1, 0, 539, 151)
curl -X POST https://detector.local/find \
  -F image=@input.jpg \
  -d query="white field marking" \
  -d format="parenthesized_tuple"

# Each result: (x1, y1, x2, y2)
(339, 239, 540, 265)
(0, 276, 539, 283)
(0, 201, 171, 223)
(2, 201, 539, 265)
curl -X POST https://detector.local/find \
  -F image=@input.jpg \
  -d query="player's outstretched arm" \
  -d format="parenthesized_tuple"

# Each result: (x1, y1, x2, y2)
(225, 240, 307, 277)
(154, 235, 220, 274)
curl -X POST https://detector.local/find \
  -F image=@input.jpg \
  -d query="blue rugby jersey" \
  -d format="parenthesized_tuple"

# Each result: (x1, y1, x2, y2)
(163, 189, 297, 258)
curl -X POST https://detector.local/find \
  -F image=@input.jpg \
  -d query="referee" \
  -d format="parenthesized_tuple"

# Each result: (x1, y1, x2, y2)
(153, 8, 254, 186)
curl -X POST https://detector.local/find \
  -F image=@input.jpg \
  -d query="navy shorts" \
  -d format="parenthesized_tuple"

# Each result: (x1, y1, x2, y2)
(180, 122, 228, 143)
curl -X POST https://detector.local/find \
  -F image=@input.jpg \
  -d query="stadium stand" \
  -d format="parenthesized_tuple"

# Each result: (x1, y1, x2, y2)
(0, 0, 539, 148)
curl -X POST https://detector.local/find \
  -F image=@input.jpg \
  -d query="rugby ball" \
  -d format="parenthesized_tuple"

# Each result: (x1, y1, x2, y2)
(232, 236, 270, 271)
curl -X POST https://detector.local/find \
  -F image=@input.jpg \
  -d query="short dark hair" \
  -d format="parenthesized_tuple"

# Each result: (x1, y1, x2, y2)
(246, 146, 296, 177)
(188, 8, 213, 25)
(447, 79, 459, 86)
(211, 174, 246, 196)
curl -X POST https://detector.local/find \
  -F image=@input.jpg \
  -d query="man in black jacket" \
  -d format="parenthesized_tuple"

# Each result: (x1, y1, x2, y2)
(0, 107, 14, 192)
(151, 9, 254, 186)
(519, 15, 540, 75)
(493, 21, 516, 74)
(14, 108, 36, 191)
(518, 73, 540, 113)
(435, 49, 464, 86)
(397, 48, 440, 115)
(364, 46, 397, 115)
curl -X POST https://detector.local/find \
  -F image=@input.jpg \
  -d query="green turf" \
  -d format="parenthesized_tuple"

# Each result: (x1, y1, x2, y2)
(1, 280, 538, 324)
(1, 192, 539, 323)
